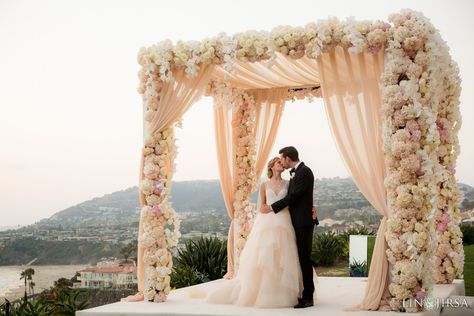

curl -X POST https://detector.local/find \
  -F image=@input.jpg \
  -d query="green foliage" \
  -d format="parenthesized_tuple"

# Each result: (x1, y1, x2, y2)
(461, 224, 474, 245)
(1, 299, 52, 316)
(120, 241, 137, 260)
(464, 244, 474, 296)
(172, 237, 227, 288)
(52, 289, 90, 315)
(312, 232, 344, 267)
(0, 288, 89, 316)
(349, 259, 368, 277)
(367, 235, 375, 272)
(171, 265, 207, 289)
(0, 237, 122, 265)
(54, 278, 74, 289)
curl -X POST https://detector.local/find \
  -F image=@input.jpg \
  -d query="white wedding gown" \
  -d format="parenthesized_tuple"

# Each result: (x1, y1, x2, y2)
(205, 180, 315, 308)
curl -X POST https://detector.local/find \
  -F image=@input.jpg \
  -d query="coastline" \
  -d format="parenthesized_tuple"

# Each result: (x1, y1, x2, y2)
(0, 264, 87, 303)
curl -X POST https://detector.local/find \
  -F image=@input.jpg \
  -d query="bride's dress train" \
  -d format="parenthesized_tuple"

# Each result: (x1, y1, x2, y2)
(204, 180, 317, 308)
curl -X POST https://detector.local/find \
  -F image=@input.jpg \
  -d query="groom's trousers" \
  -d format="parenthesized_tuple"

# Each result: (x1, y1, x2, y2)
(295, 225, 314, 300)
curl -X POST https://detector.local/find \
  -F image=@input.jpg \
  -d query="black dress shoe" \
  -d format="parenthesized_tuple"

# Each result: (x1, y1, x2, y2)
(294, 299, 314, 308)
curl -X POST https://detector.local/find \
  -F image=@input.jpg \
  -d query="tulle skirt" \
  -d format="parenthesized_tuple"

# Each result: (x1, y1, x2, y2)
(205, 208, 304, 308)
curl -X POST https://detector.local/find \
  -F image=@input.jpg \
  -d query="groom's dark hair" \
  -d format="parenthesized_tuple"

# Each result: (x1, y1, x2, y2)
(279, 146, 299, 162)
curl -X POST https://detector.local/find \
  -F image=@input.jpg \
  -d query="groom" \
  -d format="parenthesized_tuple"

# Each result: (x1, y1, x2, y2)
(261, 146, 315, 308)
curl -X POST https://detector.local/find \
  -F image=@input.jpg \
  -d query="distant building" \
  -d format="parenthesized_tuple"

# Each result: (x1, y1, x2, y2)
(77, 260, 137, 289)
(461, 209, 474, 226)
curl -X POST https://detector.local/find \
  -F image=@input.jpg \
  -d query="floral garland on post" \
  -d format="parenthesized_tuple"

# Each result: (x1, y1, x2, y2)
(135, 9, 464, 309)
(432, 37, 464, 284)
(137, 62, 181, 303)
(382, 10, 463, 312)
(285, 86, 322, 102)
(209, 81, 258, 266)
(137, 18, 392, 83)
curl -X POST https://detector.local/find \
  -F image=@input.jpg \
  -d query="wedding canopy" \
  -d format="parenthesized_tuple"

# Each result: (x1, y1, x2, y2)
(132, 9, 464, 312)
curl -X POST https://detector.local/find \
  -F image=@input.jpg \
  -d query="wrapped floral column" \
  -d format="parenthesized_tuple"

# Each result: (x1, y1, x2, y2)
(136, 59, 181, 302)
(232, 92, 258, 262)
(138, 126, 181, 302)
(382, 10, 463, 312)
(432, 40, 464, 284)
(210, 81, 258, 271)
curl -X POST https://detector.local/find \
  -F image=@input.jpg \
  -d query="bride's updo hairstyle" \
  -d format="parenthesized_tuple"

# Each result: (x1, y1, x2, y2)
(267, 157, 280, 179)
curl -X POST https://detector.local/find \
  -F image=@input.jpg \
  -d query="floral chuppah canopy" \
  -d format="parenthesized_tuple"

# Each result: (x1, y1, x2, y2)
(133, 9, 464, 312)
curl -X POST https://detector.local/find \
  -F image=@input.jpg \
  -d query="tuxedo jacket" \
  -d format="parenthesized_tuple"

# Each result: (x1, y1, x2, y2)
(271, 162, 315, 228)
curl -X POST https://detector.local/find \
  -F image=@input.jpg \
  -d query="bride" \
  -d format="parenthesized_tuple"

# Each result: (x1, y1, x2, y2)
(205, 157, 316, 308)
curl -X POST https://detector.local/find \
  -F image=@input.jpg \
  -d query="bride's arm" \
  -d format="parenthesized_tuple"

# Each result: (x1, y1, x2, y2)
(259, 182, 266, 212)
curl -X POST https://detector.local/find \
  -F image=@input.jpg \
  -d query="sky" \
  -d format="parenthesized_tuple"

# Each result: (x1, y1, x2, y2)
(0, 0, 473, 226)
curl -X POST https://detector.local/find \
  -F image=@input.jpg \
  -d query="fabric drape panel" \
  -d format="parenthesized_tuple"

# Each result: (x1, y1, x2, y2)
(248, 88, 287, 178)
(317, 47, 389, 310)
(214, 103, 237, 277)
(137, 66, 213, 293)
(212, 54, 320, 89)
(214, 88, 286, 277)
(148, 66, 214, 136)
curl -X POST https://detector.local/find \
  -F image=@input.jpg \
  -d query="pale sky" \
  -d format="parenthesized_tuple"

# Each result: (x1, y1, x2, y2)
(1, 0, 473, 226)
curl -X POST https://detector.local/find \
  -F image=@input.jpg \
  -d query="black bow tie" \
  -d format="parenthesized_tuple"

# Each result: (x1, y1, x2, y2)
(290, 168, 296, 174)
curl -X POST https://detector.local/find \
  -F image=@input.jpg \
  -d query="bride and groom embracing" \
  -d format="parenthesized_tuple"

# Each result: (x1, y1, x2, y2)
(206, 146, 319, 309)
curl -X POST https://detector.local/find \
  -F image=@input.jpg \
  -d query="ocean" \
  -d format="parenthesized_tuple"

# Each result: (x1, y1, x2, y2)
(0, 266, 24, 298)
(0, 265, 87, 302)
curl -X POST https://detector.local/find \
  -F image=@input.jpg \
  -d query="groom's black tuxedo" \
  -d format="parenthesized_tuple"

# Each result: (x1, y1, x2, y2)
(271, 162, 315, 228)
(271, 161, 315, 301)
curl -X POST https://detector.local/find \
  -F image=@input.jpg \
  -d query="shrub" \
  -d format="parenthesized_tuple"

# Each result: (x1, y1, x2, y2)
(461, 224, 474, 245)
(349, 259, 368, 277)
(312, 232, 344, 266)
(172, 237, 227, 287)
(171, 265, 207, 289)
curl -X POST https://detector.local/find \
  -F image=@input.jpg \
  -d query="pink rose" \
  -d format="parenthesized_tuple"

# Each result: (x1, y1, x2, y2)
(410, 130, 421, 142)
(152, 205, 163, 218)
(153, 181, 163, 195)
(153, 292, 167, 302)
(440, 213, 450, 224)
(439, 129, 449, 141)
(415, 290, 426, 302)
(415, 168, 425, 177)
(437, 221, 448, 232)
(368, 45, 380, 53)
(446, 166, 456, 176)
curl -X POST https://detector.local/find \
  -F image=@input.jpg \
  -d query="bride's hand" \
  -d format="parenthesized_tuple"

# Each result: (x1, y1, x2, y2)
(312, 206, 318, 219)
(261, 204, 272, 214)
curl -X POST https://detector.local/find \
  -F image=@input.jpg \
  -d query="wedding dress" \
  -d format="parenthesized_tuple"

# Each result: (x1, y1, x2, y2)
(205, 180, 316, 308)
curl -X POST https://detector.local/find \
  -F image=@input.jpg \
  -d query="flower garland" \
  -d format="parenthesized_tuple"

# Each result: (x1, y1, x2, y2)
(138, 60, 181, 302)
(431, 36, 464, 284)
(137, 18, 392, 83)
(135, 9, 464, 308)
(382, 10, 462, 312)
(285, 86, 322, 102)
(209, 80, 258, 262)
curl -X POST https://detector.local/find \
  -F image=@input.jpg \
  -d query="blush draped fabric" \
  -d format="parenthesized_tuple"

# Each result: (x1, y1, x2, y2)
(136, 49, 390, 310)
(318, 47, 390, 310)
(213, 88, 286, 277)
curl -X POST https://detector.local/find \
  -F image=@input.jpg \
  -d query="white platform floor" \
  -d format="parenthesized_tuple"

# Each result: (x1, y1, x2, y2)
(76, 277, 465, 316)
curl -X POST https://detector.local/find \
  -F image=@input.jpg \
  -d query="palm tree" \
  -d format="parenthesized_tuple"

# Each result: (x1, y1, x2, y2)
(20, 267, 35, 301)
(29, 281, 36, 299)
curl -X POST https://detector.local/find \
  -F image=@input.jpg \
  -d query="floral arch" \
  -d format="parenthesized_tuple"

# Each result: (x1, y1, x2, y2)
(133, 9, 464, 312)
